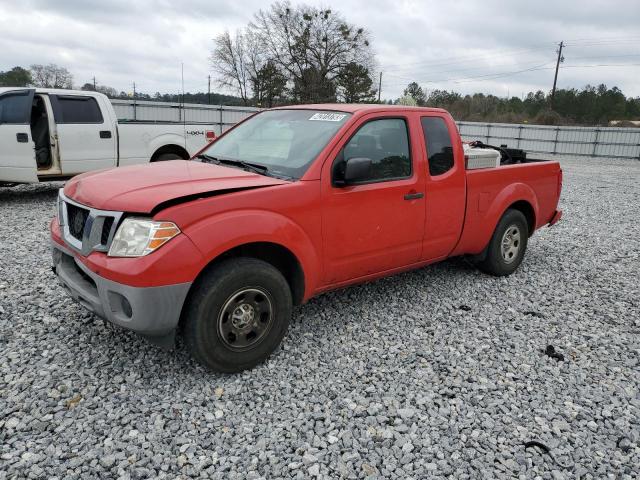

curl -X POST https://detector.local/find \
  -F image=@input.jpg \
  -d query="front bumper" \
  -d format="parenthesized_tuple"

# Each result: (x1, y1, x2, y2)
(52, 241, 191, 348)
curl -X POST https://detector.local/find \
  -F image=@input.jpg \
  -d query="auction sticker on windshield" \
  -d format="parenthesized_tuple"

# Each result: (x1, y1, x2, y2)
(309, 112, 347, 122)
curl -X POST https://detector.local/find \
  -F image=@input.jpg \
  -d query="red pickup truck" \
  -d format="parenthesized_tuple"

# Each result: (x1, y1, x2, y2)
(50, 104, 562, 372)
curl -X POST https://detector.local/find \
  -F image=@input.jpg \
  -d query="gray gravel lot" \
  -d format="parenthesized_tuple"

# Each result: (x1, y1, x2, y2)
(1, 157, 639, 479)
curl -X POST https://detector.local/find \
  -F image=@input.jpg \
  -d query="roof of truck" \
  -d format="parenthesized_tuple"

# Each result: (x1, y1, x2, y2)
(273, 103, 449, 114)
(0, 87, 107, 98)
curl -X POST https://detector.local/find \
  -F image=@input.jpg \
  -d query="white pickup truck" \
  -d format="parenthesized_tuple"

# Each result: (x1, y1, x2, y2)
(0, 87, 221, 184)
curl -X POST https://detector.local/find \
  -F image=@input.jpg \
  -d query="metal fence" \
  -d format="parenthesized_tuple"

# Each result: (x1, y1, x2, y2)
(110, 99, 260, 135)
(108, 101, 640, 160)
(457, 121, 640, 160)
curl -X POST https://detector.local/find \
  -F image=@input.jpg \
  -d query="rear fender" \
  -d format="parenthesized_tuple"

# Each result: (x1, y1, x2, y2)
(148, 133, 188, 158)
(454, 182, 539, 255)
(183, 210, 320, 300)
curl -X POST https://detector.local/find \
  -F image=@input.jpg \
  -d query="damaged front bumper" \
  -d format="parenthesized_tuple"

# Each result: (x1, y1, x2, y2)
(51, 241, 191, 349)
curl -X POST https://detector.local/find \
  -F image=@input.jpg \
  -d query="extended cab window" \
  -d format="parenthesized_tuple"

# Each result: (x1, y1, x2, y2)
(335, 118, 411, 183)
(421, 117, 454, 176)
(0, 92, 31, 124)
(52, 96, 103, 124)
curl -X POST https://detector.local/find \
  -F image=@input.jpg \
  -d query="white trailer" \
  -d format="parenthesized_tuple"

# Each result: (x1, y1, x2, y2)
(0, 88, 253, 184)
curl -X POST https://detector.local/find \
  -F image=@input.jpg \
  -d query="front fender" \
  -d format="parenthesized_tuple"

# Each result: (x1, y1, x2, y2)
(453, 182, 539, 255)
(183, 209, 321, 300)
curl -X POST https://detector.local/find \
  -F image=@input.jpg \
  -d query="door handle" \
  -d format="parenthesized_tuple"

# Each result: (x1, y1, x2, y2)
(99, 130, 112, 139)
(16, 133, 28, 143)
(404, 192, 424, 200)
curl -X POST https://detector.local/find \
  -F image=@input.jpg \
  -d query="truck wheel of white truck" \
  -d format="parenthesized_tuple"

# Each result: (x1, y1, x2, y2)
(154, 153, 184, 161)
(478, 209, 529, 277)
(183, 257, 292, 373)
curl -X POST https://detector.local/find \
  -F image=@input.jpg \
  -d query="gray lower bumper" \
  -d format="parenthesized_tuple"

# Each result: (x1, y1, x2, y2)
(51, 242, 191, 348)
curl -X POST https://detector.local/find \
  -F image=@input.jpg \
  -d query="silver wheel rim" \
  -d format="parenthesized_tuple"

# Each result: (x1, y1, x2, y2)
(500, 225, 521, 264)
(218, 287, 274, 351)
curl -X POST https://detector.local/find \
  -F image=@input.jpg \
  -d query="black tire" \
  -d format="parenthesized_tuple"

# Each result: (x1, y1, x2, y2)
(154, 152, 184, 161)
(183, 257, 292, 373)
(477, 209, 529, 276)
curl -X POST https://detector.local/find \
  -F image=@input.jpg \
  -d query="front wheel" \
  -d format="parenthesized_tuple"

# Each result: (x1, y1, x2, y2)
(183, 258, 292, 373)
(477, 209, 529, 276)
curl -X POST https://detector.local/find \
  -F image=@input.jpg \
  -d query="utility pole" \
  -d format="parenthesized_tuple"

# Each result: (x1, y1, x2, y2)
(132, 82, 137, 120)
(208, 75, 211, 105)
(92, 76, 96, 91)
(551, 41, 564, 108)
(378, 72, 382, 102)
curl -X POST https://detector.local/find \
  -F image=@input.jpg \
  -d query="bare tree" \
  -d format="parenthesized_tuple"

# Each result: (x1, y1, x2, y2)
(211, 31, 250, 105)
(210, 2, 375, 104)
(30, 64, 73, 89)
(249, 2, 373, 102)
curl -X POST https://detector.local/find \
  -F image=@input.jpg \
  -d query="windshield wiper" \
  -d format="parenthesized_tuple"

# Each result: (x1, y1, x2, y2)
(218, 158, 269, 176)
(196, 154, 221, 164)
(196, 154, 269, 176)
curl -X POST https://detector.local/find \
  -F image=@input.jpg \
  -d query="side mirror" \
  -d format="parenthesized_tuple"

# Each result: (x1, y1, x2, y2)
(341, 157, 372, 185)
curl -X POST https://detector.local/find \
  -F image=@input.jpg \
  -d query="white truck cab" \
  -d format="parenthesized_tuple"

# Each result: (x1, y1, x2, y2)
(0, 87, 219, 184)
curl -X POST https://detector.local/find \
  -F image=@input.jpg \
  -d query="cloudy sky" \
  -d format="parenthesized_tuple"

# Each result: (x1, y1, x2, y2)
(1, 0, 639, 100)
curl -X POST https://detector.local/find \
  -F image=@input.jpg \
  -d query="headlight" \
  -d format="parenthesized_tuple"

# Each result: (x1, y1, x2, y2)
(108, 218, 180, 257)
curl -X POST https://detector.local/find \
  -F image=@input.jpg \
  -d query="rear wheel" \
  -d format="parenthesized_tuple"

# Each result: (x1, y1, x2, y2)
(477, 209, 529, 276)
(183, 257, 292, 373)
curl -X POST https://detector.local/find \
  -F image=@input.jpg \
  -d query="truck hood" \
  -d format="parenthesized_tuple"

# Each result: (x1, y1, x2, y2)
(64, 160, 289, 213)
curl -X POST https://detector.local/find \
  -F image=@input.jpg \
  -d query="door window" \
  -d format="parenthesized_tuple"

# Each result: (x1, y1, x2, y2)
(52, 96, 103, 124)
(334, 118, 411, 184)
(421, 117, 454, 176)
(0, 92, 32, 124)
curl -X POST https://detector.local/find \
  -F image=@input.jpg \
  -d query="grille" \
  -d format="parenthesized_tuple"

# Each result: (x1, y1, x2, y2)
(59, 190, 123, 255)
(67, 203, 89, 241)
(101, 217, 114, 245)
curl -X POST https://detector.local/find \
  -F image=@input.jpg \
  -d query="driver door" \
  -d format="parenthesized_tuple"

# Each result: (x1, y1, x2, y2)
(320, 113, 426, 285)
(0, 89, 38, 183)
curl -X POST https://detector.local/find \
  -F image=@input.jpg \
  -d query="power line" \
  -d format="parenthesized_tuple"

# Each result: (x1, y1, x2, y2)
(381, 45, 554, 70)
(381, 63, 640, 88)
(385, 57, 556, 80)
(384, 62, 553, 86)
(382, 35, 640, 73)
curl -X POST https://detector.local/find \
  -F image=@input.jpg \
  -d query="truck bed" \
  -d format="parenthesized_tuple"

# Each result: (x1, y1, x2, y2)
(453, 160, 562, 255)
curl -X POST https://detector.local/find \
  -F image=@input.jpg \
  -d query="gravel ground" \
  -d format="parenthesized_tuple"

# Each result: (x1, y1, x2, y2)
(1, 157, 639, 479)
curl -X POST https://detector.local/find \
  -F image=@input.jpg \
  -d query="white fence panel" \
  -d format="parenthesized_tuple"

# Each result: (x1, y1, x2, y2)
(457, 121, 640, 160)
(110, 99, 259, 135)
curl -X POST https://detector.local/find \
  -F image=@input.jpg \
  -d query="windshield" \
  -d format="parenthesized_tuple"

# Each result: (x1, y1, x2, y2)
(200, 109, 351, 179)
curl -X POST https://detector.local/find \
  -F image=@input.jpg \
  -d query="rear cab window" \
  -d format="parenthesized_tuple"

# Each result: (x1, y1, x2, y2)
(51, 95, 104, 124)
(421, 117, 454, 176)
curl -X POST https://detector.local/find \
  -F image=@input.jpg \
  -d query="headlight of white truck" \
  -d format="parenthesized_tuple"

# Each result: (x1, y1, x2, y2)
(108, 218, 180, 257)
